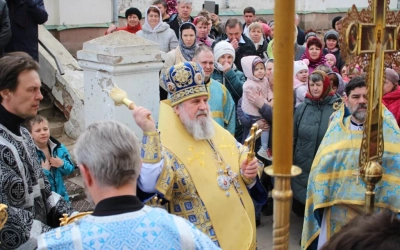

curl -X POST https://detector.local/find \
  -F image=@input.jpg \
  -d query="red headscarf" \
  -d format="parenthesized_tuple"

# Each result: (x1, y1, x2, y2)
(300, 37, 327, 71)
(306, 70, 335, 101)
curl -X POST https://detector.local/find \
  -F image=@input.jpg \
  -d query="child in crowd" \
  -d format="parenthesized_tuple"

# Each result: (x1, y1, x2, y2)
(294, 59, 310, 108)
(241, 56, 273, 160)
(325, 53, 339, 73)
(26, 115, 75, 202)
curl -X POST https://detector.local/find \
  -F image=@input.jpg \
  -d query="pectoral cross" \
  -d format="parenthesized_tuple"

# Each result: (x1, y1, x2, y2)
(352, 168, 361, 185)
(244, 123, 262, 162)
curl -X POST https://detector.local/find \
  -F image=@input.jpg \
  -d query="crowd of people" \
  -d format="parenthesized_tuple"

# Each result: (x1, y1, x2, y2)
(1, 0, 400, 249)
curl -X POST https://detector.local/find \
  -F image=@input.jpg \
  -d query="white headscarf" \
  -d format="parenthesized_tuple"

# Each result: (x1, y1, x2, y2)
(144, 5, 163, 32)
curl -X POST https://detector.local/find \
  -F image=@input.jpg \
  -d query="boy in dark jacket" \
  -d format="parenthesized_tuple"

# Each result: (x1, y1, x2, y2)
(26, 115, 75, 202)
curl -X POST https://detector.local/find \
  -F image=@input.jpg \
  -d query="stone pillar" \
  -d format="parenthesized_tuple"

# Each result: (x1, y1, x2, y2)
(77, 31, 163, 138)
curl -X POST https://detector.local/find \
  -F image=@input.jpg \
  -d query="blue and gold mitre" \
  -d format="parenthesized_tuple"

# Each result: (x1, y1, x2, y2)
(162, 61, 209, 107)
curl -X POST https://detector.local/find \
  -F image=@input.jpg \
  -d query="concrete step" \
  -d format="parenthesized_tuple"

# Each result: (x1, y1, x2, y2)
(38, 99, 54, 118)
(48, 121, 64, 138)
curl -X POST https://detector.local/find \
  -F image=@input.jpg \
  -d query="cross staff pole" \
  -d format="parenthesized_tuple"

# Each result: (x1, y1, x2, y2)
(264, 0, 301, 249)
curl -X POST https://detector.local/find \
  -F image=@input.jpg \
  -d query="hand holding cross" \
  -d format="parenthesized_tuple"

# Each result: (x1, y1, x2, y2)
(244, 123, 262, 162)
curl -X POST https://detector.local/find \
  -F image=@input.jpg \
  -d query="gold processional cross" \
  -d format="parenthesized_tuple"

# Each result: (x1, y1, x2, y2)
(340, 0, 400, 213)
(244, 123, 262, 162)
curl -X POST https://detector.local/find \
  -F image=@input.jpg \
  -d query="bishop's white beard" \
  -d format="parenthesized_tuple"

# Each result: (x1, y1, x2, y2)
(180, 109, 215, 141)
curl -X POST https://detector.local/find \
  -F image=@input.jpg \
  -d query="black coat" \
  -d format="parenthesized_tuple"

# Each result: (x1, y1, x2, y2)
(297, 26, 305, 45)
(213, 34, 257, 72)
(0, 0, 11, 56)
(254, 38, 268, 60)
(5, 0, 48, 61)
(167, 14, 194, 39)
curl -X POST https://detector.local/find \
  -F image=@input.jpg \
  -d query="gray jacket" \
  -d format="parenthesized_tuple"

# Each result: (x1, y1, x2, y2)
(0, 0, 11, 56)
(136, 22, 178, 53)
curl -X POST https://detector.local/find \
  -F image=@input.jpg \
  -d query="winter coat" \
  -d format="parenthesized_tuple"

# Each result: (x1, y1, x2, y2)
(36, 136, 75, 202)
(294, 43, 306, 61)
(0, 0, 11, 56)
(292, 93, 342, 204)
(383, 87, 400, 127)
(212, 66, 245, 141)
(241, 56, 273, 117)
(5, 0, 48, 61)
(211, 65, 245, 106)
(213, 34, 257, 72)
(136, 21, 178, 53)
(253, 38, 268, 60)
(323, 48, 345, 72)
(297, 26, 305, 45)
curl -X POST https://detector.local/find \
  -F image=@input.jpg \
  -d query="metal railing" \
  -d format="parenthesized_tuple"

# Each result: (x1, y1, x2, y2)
(38, 39, 65, 75)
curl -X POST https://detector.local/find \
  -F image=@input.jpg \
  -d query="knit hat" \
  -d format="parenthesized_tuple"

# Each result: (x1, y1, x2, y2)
(163, 62, 209, 107)
(385, 68, 399, 86)
(324, 29, 339, 42)
(261, 23, 271, 37)
(213, 41, 236, 62)
(125, 7, 142, 20)
(305, 32, 318, 43)
(252, 56, 265, 74)
(325, 53, 336, 65)
(294, 59, 309, 76)
(332, 16, 342, 29)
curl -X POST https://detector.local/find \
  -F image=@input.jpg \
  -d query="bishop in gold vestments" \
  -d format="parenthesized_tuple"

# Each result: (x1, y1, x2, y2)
(135, 62, 267, 250)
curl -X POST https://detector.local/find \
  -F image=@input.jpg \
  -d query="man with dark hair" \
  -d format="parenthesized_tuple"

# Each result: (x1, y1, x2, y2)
(242, 7, 255, 38)
(168, 0, 194, 39)
(0, 0, 11, 57)
(302, 76, 400, 249)
(321, 211, 400, 250)
(0, 52, 73, 249)
(4, 0, 48, 61)
(213, 18, 257, 72)
(153, 0, 170, 22)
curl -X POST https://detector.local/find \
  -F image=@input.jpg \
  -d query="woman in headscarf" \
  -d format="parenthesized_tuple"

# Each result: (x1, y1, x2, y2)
(292, 70, 342, 217)
(159, 22, 198, 99)
(300, 37, 329, 73)
(136, 5, 178, 53)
